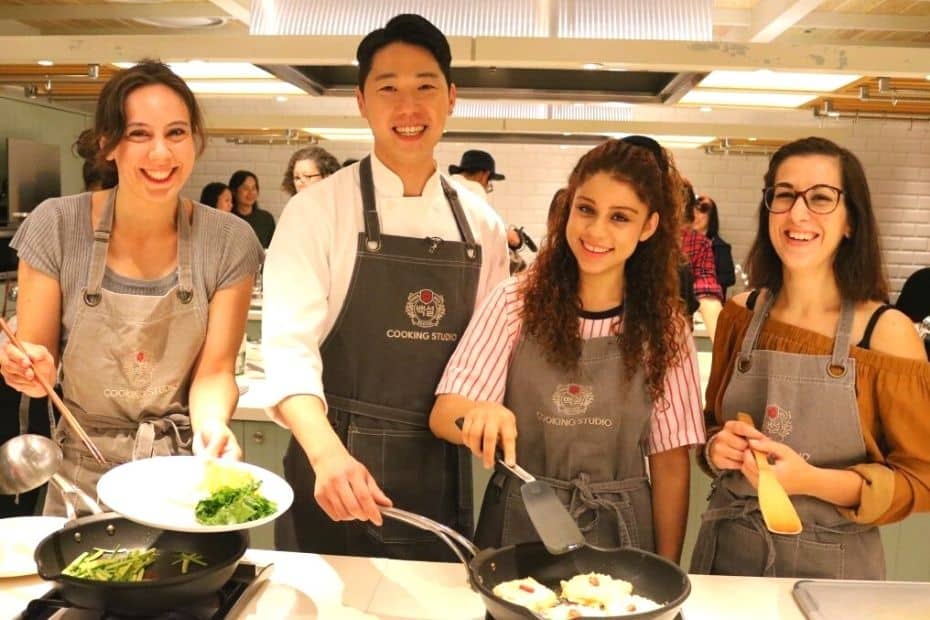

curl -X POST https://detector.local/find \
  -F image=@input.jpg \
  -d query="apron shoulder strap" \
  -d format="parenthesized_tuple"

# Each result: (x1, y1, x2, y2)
(736, 288, 775, 368)
(439, 176, 478, 260)
(84, 189, 116, 305)
(358, 157, 382, 252)
(829, 298, 856, 374)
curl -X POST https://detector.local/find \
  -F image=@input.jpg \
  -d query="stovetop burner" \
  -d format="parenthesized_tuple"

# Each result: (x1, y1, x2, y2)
(16, 562, 259, 620)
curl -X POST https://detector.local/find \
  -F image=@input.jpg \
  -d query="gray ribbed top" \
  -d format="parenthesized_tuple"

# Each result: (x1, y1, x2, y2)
(12, 192, 264, 348)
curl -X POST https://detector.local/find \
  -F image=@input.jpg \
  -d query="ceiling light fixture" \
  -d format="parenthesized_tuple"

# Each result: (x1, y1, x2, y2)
(184, 80, 306, 95)
(699, 106, 712, 113)
(698, 70, 860, 93)
(582, 63, 603, 70)
(37, 60, 54, 67)
(681, 90, 816, 108)
(275, 95, 288, 102)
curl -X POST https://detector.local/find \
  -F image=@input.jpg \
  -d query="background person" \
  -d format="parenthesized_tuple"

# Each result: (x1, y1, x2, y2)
(282, 145, 341, 196)
(680, 180, 723, 340)
(688, 194, 736, 299)
(229, 169, 275, 248)
(199, 181, 232, 212)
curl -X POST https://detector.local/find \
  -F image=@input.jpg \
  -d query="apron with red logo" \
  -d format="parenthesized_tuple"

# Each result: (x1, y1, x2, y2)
(276, 156, 481, 561)
(690, 289, 883, 579)
(474, 328, 656, 551)
(43, 189, 207, 516)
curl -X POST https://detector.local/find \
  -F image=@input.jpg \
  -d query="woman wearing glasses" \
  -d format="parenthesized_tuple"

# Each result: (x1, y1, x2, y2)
(281, 146, 341, 196)
(691, 137, 930, 579)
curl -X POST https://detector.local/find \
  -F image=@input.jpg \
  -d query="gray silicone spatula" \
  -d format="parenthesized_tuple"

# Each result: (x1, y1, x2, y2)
(456, 419, 584, 554)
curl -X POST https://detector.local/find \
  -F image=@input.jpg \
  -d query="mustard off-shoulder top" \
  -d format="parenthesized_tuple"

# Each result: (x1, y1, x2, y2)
(703, 300, 930, 525)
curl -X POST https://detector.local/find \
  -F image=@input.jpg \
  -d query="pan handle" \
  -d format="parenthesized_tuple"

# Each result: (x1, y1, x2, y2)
(379, 506, 479, 564)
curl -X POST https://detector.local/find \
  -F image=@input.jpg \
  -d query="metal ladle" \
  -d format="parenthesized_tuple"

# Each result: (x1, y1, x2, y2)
(0, 434, 100, 520)
(0, 433, 62, 495)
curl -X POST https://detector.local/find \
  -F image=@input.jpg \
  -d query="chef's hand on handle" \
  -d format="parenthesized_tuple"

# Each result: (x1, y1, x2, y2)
(707, 418, 764, 472)
(0, 340, 56, 399)
(459, 404, 518, 470)
(312, 443, 392, 526)
(193, 419, 242, 461)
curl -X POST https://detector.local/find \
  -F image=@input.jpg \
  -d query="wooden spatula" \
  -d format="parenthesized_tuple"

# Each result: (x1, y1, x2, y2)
(737, 412, 803, 535)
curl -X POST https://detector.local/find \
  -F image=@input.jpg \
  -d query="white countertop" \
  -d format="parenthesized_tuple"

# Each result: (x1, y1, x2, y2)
(0, 548, 807, 619)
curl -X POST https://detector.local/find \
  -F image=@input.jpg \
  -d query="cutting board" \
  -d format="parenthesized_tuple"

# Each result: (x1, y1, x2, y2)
(793, 579, 930, 620)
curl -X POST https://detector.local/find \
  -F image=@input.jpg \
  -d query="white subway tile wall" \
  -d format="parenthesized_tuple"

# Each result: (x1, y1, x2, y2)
(185, 126, 930, 299)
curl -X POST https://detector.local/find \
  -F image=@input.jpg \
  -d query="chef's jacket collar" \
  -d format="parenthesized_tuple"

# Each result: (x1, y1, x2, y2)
(370, 151, 443, 199)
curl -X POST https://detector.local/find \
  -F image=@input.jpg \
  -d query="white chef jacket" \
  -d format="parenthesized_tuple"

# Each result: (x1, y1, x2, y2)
(261, 153, 510, 421)
(449, 174, 489, 202)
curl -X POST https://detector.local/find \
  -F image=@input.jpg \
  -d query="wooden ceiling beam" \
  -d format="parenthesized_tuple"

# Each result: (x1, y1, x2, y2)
(746, 0, 827, 43)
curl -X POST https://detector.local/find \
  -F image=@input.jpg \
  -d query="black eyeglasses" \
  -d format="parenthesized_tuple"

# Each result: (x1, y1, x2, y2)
(294, 173, 323, 185)
(763, 183, 844, 214)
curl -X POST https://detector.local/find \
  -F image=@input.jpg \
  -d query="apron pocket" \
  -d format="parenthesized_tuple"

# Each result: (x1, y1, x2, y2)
(771, 533, 845, 579)
(712, 520, 768, 576)
(347, 424, 451, 544)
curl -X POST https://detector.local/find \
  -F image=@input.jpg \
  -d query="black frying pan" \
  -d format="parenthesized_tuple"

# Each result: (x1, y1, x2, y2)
(382, 507, 689, 620)
(33, 511, 248, 614)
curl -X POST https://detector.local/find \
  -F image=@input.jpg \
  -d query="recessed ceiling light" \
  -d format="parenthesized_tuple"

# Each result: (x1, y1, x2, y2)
(699, 106, 712, 113)
(748, 137, 758, 141)
(681, 90, 816, 108)
(37, 60, 54, 67)
(275, 95, 288, 102)
(184, 80, 306, 95)
(698, 70, 860, 92)
(168, 62, 273, 79)
(582, 63, 603, 70)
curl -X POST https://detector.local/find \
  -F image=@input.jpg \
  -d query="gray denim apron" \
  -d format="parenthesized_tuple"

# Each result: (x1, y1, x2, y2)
(43, 189, 207, 516)
(276, 156, 481, 561)
(474, 330, 655, 551)
(690, 289, 883, 579)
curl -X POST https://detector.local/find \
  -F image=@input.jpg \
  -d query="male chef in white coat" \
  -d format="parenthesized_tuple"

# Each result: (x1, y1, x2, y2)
(262, 13, 509, 560)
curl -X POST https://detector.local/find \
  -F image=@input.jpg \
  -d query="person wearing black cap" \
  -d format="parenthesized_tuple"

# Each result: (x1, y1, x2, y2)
(448, 149, 504, 201)
(262, 13, 509, 560)
(449, 149, 537, 273)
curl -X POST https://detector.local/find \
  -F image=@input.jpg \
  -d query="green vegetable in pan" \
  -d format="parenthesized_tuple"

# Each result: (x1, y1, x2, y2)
(195, 479, 277, 525)
(172, 551, 208, 575)
(62, 547, 158, 582)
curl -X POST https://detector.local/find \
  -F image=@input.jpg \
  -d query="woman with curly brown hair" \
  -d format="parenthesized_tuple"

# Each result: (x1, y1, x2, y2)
(429, 137, 704, 561)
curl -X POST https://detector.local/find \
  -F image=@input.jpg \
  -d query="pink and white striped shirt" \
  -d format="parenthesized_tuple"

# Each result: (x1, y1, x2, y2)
(436, 277, 705, 454)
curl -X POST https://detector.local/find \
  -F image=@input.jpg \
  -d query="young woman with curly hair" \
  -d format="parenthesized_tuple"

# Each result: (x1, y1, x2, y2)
(429, 138, 705, 561)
